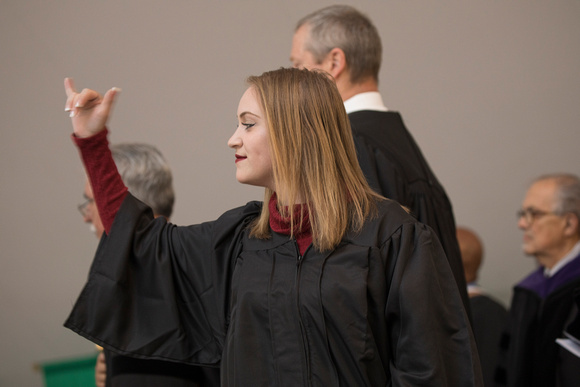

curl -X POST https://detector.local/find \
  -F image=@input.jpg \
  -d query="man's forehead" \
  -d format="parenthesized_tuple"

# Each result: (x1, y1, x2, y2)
(523, 180, 557, 208)
(291, 25, 311, 57)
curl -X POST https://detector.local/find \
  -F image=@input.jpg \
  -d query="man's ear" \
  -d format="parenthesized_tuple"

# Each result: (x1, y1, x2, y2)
(326, 47, 347, 79)
(563, 213, 580, 237)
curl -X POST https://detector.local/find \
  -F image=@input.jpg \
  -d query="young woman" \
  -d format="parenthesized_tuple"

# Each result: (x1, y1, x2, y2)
(64, 68, 482, 386)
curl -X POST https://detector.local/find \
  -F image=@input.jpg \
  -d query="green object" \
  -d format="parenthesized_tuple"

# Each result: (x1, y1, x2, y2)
(40, 353, 98, 387)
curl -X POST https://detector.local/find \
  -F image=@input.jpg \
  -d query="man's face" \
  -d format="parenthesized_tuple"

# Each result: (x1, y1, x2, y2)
(290, 24, 332, 73)
(80, 180, 104, 239)
(518, 179, 568, 266)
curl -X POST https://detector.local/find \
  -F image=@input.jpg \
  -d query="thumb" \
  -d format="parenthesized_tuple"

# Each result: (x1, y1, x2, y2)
(101, 87, 121, 113)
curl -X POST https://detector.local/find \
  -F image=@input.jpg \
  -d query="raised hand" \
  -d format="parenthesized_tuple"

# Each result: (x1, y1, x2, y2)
(64, 78, 120, 138)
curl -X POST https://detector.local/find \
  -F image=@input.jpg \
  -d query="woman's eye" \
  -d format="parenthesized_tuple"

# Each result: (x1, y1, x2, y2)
(242, 123, 255, 129)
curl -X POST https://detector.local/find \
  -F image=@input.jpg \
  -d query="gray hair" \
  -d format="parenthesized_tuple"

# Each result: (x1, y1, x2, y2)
(296, 5, 382, 84)
(534, 173, 580, 220)
(111, 143, 175, 218)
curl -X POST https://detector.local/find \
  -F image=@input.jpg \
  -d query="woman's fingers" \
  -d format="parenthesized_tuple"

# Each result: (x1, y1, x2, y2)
(64, 77, 76, 96)
(101, 87, 121, 115)
(63, 78, 121, 137)
(64, 78, 105, 118)
(64, 78, 77, 113)
(70, 88, 102, 118)
(77, 88, 101, 107)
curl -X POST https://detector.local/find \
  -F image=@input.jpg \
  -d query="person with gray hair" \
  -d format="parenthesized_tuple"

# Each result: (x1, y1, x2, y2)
(111, 143, 175, 219)
(79, 143, 219, 387)
(292, 5, 382, 99)
(495, 173, 580, 386)
(79, 143, 175, 238)
(290, 5, 471, 318)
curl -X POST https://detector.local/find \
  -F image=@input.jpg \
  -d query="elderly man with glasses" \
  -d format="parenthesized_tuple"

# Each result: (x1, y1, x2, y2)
(495, 173, 580, 387)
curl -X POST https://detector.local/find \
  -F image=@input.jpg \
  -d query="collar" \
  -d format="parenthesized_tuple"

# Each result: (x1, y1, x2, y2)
(544, 240, 580, 277)
(268, 193, 311, 237)
(467, 282, 484, 297)
(268, 193, 312, 256)
(343, 92, 388, 114)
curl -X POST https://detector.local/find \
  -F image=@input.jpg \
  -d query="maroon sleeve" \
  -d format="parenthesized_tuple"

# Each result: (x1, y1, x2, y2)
(72, 129, 128, 234)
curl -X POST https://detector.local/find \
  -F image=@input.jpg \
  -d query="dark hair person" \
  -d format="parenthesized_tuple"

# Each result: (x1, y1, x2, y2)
(64, 68, 482, 386)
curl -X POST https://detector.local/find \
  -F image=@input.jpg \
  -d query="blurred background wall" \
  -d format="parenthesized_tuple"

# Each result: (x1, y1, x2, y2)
(1, 0, 578, 385)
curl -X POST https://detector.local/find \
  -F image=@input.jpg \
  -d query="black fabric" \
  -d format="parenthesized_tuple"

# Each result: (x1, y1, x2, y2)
(348, 110, 470, 319)
(557, 289, 580, 387)
(104, 349, 220, 387)
(469, 295, 508, 387)
(558, 347, 580, 387)
(564, 289, 580, 342)
(65, 194, 482, 386)
(495, 277, 580, 386)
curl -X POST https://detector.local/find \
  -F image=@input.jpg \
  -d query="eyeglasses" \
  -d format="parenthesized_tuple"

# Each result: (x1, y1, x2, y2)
(516, 208, 560, 224)
(78, 197, 95, 217)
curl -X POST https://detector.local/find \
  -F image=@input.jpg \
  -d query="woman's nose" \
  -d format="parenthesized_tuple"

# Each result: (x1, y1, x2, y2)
(228, 128, 242, 149)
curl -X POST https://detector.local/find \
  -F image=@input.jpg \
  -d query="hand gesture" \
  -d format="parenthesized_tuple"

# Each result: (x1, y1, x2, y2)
(64, 78, 120, 138)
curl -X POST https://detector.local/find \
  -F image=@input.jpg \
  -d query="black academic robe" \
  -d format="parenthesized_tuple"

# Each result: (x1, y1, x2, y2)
(469, 294, 508, 387)
(495, 254, 580, 387)
(348, 110, 470, 316)
(65, 194, 482, 386)
(560, 290, 580, 387)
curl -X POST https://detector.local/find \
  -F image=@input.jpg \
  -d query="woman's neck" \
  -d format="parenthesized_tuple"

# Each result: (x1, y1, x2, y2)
(268, 193, 312, 255)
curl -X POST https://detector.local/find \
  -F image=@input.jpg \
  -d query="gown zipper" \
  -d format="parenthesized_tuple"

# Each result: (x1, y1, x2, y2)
(295, 241, 312, 386)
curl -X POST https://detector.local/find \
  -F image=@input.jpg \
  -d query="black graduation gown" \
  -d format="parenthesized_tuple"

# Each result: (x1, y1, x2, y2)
(103, 348, 220, 387)
(65, 194, 482, 386)
(348, 110, 470, 317)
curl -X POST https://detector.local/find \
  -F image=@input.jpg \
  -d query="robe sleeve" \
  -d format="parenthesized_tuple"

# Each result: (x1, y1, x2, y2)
(65, 193, 261, 366)
(383, 223, 483, 386)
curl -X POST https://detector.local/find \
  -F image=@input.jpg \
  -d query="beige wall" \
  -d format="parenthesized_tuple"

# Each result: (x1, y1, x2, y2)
(1, 0, 579, 385)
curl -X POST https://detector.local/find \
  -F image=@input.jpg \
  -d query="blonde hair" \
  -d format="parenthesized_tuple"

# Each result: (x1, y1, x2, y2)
(247, 68, 382, 251)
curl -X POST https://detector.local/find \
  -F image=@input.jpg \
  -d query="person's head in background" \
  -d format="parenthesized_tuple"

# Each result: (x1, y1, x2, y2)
(78, 143, 175, 238)
(456, 227, 484, 286)
(290, 5, 382, 101)
(517, 173, 580, 269)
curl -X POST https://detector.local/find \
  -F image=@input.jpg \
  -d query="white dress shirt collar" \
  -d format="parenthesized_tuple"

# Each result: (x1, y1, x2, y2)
(343, 92, 388, 114)
(544, 240, 580, 277)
